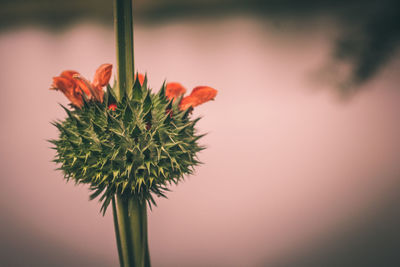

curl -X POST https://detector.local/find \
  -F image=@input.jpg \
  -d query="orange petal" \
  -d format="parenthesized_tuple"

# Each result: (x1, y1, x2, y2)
(190, 86, 217, 105)
(94, 85, 105, 103)
(51, 70, 88, 108)
(137, 73, 145, 86)
(52, 76, 74, 93)
(93, 64, 112, 88)
(166, 82, 187, 100)
(74, 77, 92, 98)
(52, 76, 83, 108)
(73, 74, 98, 100)
(60, 70, 79, 79)
(59, 70, 92, 97)
(179, 86, 217, 110)
(179, 95, 196, 110)
(70, 90, 84, 108)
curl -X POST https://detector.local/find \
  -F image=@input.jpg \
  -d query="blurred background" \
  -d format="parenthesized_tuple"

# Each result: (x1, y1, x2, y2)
(1, 0, 400, 266)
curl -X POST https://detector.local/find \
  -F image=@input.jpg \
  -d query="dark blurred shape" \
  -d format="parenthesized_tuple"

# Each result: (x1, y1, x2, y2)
(335, 1, 400, 84)
(0, 0, 113, 31)
(1, 0, 399, 86)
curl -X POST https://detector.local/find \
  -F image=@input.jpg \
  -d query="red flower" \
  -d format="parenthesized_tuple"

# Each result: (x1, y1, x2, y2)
(179, 86, 217, 110)
(164, 81, 217, 111)
(108, 103, 117, 111)
(137, 73, 145, 86)
(165, 82, 187, 101)
(51, 64, 112, 108)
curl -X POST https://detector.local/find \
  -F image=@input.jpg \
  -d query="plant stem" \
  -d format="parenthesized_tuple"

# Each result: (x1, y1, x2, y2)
(112, 194, 151, 267)
(113, 1, 150, 266)
(114, 0, 134, 100)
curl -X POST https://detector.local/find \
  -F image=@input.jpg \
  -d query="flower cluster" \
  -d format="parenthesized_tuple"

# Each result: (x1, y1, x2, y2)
(51, 64, 217, 112)
(50, 64, 217, 212)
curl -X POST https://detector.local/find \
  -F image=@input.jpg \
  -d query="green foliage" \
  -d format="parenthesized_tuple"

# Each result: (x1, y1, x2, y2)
(50, 75, 203, 214)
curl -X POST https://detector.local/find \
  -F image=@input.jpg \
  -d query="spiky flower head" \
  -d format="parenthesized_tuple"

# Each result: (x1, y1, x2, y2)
(50, 65, 217, 214)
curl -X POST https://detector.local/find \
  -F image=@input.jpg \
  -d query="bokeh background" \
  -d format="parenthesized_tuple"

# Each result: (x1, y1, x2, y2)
(1, 0, 400, 266)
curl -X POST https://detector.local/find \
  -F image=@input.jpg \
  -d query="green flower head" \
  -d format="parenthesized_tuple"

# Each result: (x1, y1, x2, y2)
(50, 66, 217, 214)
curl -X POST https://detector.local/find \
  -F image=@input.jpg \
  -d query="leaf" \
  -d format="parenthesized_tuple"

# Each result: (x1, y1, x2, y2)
(121, 181, 129, 193)
(131, 126, 141, 139)
(141, 73, 148, 90)
(143, 111, 152, 126)
(123, 102, 134, 124)
(60, 104, 75, 119)
(100, 195, 112, 216)
(132, 73, 143, 101)
(89, 187, 105, 200)
(157, 81, 166, 99)
(107, 112, 121, 129)
(107, 84, 118, 105)
(142, 92, 152, 115)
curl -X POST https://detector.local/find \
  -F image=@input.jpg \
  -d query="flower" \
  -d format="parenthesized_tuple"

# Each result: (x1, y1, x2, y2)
(51, 71, 85, 107)
(97, 71, 217, 113)
(108, 103, 117, 111)
(165, 82, 187, 101)
(51, 72, 214, 214)
(164, 82, 217, 111)
(164, 80, 217, 111)
(51, 64, 112, 108)
(93, 64, 112, 88)
(179, 86, 218, 110)
(137, 73, 145, 86)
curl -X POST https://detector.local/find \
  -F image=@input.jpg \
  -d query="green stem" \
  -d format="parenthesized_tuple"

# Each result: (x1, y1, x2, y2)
(113, 1, 150, 266)
(112, 198, 125, 266)
(112, 194, 151, 267)
(114, 0, 134, 100)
